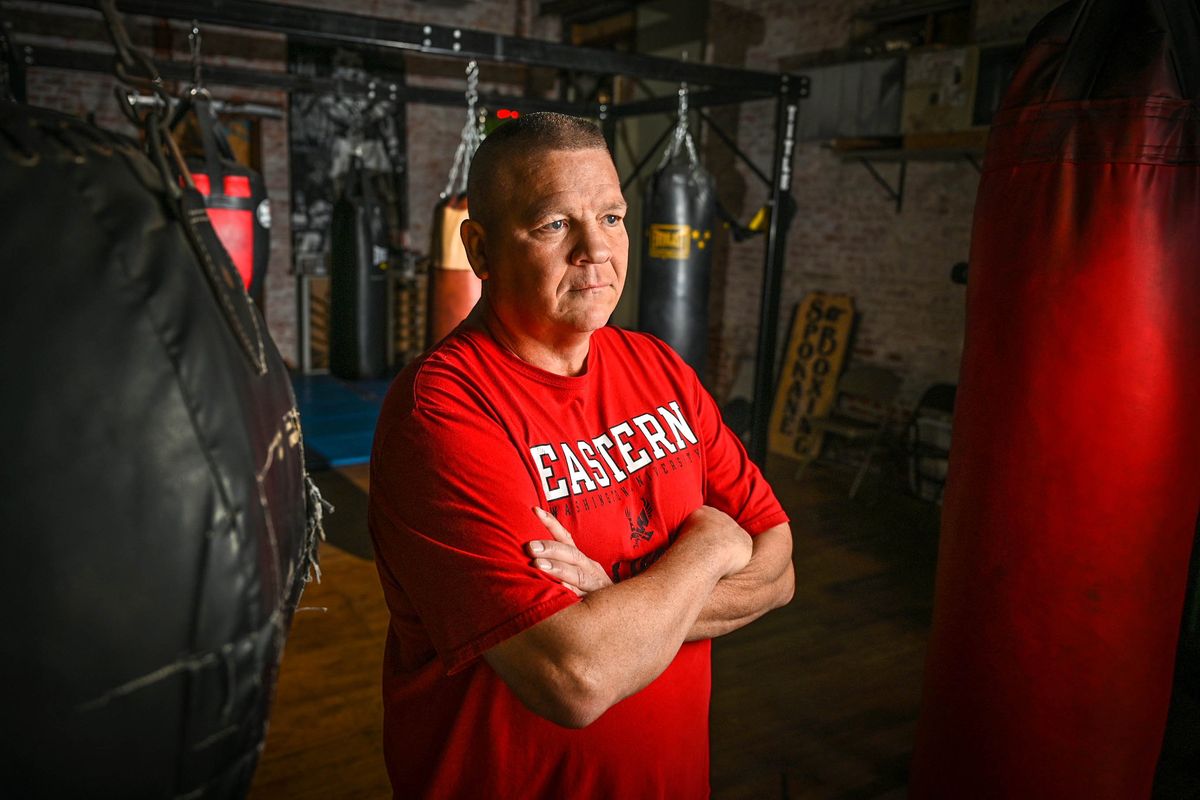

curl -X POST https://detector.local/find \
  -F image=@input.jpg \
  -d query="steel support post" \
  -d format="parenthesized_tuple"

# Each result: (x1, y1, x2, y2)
(749, 79, 800, 466)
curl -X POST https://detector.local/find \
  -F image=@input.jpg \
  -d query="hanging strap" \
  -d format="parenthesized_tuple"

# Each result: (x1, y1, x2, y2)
(442, 60, 485, 199)
(193, 95, 234, 190)
(98, 0, 265, 372)
(1046, 0, 1125, 103)
(1152, 0, 1200, 103)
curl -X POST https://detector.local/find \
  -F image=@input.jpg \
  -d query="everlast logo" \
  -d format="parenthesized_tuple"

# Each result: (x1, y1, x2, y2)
(648, 224, 690, 259)
(528, 401, 698, 502)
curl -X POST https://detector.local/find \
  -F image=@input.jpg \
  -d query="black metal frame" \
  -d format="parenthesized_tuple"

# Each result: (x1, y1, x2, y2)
(23, 0, 807, 465)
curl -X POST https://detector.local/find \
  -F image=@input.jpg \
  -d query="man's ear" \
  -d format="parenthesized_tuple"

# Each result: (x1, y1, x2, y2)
(461, 219, 489, 280)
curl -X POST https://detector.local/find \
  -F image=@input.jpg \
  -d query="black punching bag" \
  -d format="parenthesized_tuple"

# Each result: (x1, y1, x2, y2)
(638, 126, 716, 375)
(0, 101, 319, 797)
(330, 155, 389, 380)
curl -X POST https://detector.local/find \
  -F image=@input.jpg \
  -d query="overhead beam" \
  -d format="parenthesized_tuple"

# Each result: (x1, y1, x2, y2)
(42, 0, 785, 92)
(22, 44, 593, 115)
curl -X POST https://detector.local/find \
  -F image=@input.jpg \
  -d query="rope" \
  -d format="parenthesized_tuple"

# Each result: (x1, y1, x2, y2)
(442, 60, 486, 198)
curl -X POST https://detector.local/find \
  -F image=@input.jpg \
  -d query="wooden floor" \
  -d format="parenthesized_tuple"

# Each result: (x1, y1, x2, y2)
(249, 457, 941, 799)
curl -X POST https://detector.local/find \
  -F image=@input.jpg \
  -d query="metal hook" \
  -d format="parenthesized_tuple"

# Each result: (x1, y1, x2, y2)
(188, 20, 203, 95)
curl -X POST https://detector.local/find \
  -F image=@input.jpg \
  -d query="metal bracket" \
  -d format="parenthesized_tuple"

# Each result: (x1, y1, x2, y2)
(856, 157, 906, 213)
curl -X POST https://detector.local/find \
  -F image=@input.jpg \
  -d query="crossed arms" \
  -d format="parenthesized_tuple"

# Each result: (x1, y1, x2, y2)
(483, 506, 794, 728)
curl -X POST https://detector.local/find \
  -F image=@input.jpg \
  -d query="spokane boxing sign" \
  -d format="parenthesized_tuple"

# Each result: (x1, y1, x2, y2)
(769, 292, 856, 460)
(528, 402, 699, 502)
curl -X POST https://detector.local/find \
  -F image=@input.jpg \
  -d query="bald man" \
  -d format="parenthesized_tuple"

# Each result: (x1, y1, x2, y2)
(369, 112, 793, 799)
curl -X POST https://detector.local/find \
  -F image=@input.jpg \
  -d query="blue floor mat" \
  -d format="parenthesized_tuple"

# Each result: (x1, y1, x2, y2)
(292, 374, 391, 470)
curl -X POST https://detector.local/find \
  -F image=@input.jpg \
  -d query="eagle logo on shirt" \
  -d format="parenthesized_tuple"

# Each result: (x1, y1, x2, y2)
(625, 498, 655, 547)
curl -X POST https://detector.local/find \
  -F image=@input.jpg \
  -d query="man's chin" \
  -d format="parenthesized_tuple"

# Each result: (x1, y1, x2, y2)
(559, 301, 619, 333)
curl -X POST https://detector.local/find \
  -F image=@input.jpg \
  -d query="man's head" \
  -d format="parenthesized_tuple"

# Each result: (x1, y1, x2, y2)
(467, 112, 610, 233)
(462, 113, 628, 345)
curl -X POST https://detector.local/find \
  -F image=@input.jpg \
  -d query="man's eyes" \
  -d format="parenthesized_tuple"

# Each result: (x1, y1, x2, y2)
(539, 215, 622, 231)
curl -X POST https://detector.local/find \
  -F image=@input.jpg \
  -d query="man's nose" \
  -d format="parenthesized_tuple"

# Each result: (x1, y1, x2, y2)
(572, 220, 612, 265)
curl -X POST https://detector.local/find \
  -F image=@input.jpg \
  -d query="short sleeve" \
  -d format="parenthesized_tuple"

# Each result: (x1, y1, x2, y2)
(369, 373, 578, 674)
(691, 369, 789, 536)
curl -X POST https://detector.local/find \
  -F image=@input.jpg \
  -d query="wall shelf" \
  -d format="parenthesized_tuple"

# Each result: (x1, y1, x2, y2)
(825, 134, 985, 212)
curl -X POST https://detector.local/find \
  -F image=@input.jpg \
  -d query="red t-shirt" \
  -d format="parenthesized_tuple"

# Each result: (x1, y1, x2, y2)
(369, 325, 788, 799)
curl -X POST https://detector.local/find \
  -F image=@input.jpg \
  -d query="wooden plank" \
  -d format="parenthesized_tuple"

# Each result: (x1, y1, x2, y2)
(248, 540, 390, 799)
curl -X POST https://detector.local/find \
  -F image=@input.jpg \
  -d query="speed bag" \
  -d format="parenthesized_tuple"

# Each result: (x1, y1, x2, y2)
(910, 1, 1200, 798)
(638, 153, 716, 375)
(187, 98, 270, 307)
(426, 193, 480, 346)
(330, 157, 390, 380)
(0, 102, 316, 798)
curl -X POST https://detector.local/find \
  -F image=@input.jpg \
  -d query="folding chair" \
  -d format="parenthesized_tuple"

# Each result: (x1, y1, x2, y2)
(795, 364, 903, 498)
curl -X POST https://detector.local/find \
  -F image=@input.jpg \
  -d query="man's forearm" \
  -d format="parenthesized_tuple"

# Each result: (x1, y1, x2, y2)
(485, 507, 751, 728)
(685, 523, 794, 642)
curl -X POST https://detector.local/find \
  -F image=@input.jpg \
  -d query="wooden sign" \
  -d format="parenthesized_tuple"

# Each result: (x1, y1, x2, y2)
(769, 292, 856, 460)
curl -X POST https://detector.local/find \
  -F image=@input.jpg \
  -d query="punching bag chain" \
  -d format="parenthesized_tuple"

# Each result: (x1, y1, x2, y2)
(659, 80, 699, 171)
(442, 60, 485, 199)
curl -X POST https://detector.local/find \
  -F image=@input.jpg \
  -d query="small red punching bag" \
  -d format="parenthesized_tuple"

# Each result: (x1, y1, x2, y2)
(911, 1, 1200, 797)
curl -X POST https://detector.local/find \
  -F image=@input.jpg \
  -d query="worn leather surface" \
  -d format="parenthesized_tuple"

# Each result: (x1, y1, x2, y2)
(911, 1, 1200, 797)
(0, 101, 313, 798)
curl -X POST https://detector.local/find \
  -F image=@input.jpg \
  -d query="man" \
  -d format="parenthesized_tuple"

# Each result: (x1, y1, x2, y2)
(369, 112, 793, 798)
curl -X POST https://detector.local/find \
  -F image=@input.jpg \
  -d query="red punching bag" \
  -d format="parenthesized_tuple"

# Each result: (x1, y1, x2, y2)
(182, 96, 271, 308)
(426, 193, 480, 345)
(911, 1, 1200, 797)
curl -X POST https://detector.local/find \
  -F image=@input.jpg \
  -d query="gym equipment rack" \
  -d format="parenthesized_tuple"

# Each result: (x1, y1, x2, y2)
(12, 0, 810, 465)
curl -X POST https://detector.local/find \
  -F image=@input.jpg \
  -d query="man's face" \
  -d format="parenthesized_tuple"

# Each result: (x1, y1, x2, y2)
(471, 147, 628, 342)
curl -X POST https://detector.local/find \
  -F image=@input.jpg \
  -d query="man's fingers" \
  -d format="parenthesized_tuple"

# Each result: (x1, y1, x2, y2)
(532, 506, 575, 545)
(530, 551, 609, 593)
(526, 508, 613, 595)
(526, 539, 583, 562)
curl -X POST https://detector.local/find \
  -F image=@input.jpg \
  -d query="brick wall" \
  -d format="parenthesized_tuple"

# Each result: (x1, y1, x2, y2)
(704, 0, 1061, 408)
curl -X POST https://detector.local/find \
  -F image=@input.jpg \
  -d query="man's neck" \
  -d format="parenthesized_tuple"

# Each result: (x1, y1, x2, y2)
(468, 301, 592, 377)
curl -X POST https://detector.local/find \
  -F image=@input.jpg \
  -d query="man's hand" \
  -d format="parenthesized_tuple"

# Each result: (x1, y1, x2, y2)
(488, 504, 754, 727)
(526, 507, 613, 595)
(526, 504, 788, 642)
(526, 505, 753, 596)
(686, 521, 793, 641)
(677, 505, 754, 576)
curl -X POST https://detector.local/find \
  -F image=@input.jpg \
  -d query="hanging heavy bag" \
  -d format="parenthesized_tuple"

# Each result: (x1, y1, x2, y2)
(184, 96, 271, 307)
(0, 100, 319, 797)
(910, 1, 1200, 797)
(330, 154, 390, 380)
(638, 103, 716, 377)
(426, 192, 479, 345)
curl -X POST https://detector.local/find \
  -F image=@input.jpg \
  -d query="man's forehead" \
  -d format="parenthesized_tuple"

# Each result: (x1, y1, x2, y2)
(506, 150, 624, 218)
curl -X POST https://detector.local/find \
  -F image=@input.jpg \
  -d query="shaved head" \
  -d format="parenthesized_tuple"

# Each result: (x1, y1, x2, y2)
(467, 112, 610, 232)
